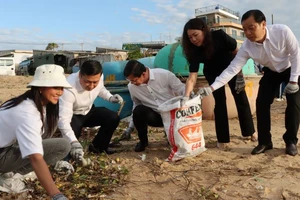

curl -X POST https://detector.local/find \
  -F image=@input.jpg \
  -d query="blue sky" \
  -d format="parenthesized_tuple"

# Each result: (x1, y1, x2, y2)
(1, 0, 299, 51)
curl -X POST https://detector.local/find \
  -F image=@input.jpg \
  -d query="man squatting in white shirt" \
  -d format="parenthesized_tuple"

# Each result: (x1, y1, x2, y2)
(58, 60, 124, 163)
(122, 60, 186, 152)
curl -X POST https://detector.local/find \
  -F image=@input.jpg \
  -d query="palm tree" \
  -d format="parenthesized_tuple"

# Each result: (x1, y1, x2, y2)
(45, 43, 59, 50)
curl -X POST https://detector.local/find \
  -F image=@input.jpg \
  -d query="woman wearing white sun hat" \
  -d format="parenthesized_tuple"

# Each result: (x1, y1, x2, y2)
(0, 64, 71, 199)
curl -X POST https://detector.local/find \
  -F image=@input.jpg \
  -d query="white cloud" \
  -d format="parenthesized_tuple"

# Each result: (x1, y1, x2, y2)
(131, 7, 163, 24)
(1, 0, 300, 50)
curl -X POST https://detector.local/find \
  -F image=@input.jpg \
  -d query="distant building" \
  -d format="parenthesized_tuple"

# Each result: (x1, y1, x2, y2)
(96, 47, 128, 60)
(0, 50, 33, 68)
(32, 50, 117, 74)
(195, 4, 245, 47)
(122, 41, 167, 56)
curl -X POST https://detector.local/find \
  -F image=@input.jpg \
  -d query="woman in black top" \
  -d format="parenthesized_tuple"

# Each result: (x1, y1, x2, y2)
(181, 18, 256, 148)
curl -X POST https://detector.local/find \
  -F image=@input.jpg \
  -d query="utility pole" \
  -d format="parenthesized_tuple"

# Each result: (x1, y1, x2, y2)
(271, 14, 274, 24)
(61, 43, 64, 50)
(80, 43, 84, 51)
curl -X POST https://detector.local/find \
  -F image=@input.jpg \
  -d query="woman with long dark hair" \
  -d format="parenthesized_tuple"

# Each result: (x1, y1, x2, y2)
(181, 18, 256, 149)
(0, 64, 72, 199)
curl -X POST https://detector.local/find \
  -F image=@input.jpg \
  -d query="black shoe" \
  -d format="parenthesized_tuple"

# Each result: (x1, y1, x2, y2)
(134, 142, 148, 152)
(104, 148, 116, 155)
(286, 144, 298, 156)
(108, 141, 122, 148)
(251, 144, 273, 155)
(89, 144, 116, 155)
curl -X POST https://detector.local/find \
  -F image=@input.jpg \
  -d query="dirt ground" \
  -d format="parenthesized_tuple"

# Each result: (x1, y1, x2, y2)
(1, 75, 300, 200)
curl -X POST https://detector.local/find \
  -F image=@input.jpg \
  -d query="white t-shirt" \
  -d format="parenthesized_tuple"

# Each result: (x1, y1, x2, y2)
(0, 99, 44, 158)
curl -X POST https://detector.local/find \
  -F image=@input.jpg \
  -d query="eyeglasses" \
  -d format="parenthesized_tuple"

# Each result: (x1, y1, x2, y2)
(126, 73, 145, 84)
(126, 77, 140, 84)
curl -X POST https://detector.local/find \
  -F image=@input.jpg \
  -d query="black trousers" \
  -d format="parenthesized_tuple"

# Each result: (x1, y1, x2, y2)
(206, 75, 255, 143)
(257, 68, 300, 145)
(71, 106, 120, 150)
(132, 105, 164, 145)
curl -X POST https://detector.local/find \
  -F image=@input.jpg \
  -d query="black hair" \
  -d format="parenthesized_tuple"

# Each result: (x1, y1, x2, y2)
(123, 60, 146, 78)
(80, 60, 103, 76)
(0, 87, 59, 138)
(181, 17, 214, 62)
(241, 9, 266, 23)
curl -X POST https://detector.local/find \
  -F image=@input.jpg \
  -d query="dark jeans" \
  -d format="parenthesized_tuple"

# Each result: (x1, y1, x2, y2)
(0, 138, 70, 174)
(206, 75, 255, 143)
(257, 67, 300, 145)
(132, 105, 164, 144)
(71, 106, 120, 150)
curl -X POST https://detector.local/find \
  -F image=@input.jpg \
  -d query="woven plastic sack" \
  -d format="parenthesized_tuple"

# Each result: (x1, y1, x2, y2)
(158, 95, 206, 161)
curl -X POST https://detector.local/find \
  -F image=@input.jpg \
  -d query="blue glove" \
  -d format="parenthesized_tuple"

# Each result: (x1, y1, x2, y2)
(284, 82, 299, 95)
(235, 75, 245, 94)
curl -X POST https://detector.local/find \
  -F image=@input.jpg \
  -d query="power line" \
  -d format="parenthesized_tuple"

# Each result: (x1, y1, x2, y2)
(0, 41, 84, 45)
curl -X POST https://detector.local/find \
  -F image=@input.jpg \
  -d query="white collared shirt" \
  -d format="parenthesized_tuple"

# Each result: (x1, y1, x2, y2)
(0, 99, 44, 158)
(58, 71, 113, 142)
(128, 68, 185, 114)
(211, 24, 300, 90)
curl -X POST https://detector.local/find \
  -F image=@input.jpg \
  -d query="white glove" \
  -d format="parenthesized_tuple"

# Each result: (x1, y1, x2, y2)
(51, 193, 68, 200)
(109, 94, 123, 104)
(70, 142, 84, 163)
(284, 82, 299, 95)
(180, 96, 190, 107)
(197, 87, 213, 99)
(54, 161, 74, 175)
(235, 75, 246, 94)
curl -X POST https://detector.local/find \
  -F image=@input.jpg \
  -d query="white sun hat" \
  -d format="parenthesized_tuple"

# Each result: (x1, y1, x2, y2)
(27, 64, 72, 88)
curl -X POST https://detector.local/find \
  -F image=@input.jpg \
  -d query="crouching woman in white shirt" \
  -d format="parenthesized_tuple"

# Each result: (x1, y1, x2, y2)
(0, 64, 72, 200)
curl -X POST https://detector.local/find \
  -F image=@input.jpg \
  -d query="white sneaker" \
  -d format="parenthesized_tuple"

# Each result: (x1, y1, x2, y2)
(0, 172, 27, 193)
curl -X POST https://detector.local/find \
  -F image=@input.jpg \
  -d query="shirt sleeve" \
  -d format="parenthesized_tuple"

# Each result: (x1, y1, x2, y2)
(58, 89, 78, 143)
(284, 25, 300, 82)
(211, 46, 250, 90)
(189, 60, 200, 73)
(16, 114, 43, 158)
(128, 85, 142, 112)
(98, 75, 113, 101)
(168, 71, 185, 96)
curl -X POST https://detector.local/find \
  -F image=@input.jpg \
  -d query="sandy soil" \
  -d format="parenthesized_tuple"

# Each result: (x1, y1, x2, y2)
(0, 75, 300, 200)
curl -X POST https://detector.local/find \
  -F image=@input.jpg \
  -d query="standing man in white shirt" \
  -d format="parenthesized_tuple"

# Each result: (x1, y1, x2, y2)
(123, 60, 186, 152)
(197, 9, 300, 156)
(58, 60, 123, 160)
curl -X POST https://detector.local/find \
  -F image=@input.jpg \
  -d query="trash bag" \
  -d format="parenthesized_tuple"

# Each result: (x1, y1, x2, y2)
(158, 95, 206, 161)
